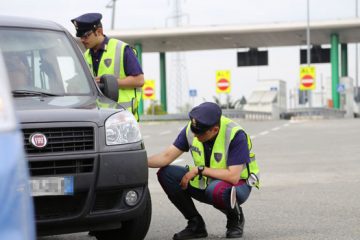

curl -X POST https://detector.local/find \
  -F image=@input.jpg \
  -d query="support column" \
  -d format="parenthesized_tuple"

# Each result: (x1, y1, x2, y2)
(331, 33, 340, 109)
(134, 43, 144, 115)
(341, 44, 348, 77)
(160, 52, 167, 112)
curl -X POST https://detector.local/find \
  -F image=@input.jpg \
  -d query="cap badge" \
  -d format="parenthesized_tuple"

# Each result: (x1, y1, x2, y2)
(191, 118, 197, 127)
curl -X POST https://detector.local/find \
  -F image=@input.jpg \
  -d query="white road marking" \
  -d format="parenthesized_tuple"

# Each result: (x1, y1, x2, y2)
(159, 130, 172, 135)
(271, 127, 281, 131)
(259, 131, 269, 136)
(251, 121, 298, 140)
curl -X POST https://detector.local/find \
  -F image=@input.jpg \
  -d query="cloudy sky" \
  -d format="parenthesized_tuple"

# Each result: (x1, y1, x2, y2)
(0, 0, 358, 112)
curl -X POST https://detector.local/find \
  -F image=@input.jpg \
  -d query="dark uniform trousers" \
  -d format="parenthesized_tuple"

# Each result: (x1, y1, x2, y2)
(157, 165, 251, 220)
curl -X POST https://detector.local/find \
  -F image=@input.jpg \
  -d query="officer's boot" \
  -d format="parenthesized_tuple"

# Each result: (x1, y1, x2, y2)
(173, 214, 208, 240)
(225, 206, 245, 238)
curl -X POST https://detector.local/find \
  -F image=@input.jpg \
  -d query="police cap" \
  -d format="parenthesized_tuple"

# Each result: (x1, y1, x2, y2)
(189, 102, 222, 134)
(71, 13, 102, 37)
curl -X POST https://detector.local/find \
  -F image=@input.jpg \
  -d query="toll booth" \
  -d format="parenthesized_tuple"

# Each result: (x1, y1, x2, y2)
(339, 77, 355, 118)
(244, 79, 287, 119)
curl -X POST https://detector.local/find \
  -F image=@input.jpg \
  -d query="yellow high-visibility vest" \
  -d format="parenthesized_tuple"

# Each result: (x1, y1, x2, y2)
(186, 116, 260, 189)
(84, 38, 141, 120)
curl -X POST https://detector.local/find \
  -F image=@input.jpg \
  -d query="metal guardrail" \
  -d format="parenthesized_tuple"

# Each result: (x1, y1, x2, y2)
(140, 109, 273, 121)
(284, 107, 346, 119)
(140, 107, 347, 121)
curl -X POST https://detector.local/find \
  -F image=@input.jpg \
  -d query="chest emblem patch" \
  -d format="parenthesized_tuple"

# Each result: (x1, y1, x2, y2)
(214, 153, 223, 162)
(104, 58, 112, 68)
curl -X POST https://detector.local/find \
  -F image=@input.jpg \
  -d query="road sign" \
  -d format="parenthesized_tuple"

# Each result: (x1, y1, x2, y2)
(216, 70, 231, 93)
(337, 83, 345, 93)
(189, 89, 197, 97)
(300, 66, 316, 90)
(142, 80, 155, 100)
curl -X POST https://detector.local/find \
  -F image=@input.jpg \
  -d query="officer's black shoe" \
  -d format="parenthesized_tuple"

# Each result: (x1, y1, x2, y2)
(225, 206, 245, 238)
(173, 215, 208, 240)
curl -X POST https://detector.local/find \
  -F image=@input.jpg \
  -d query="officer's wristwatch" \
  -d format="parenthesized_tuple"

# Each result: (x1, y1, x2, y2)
(197, 166, 205, 179)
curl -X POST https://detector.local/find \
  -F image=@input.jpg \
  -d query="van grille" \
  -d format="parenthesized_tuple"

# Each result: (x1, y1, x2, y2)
(23, 127, 94, 154)
(34, 193, 87, 220)
(29, 158, 94, 176)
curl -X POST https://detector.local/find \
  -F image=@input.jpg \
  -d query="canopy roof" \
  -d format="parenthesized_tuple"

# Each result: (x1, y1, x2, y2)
(107, 18, 360, 52)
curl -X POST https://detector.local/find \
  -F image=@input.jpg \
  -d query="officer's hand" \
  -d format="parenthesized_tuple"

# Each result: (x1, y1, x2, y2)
(180, 168, 198, 190)
(95, 76, 101, 84)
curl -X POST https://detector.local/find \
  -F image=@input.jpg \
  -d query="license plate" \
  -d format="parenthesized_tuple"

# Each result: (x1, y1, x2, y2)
(30, 176, 74, 196)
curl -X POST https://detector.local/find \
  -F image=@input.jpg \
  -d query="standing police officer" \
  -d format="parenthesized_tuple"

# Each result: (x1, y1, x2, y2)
(71, 13, 144, 120)
(148, 102, 260, 239)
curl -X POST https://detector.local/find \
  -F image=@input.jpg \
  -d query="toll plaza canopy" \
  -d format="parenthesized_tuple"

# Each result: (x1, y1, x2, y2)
(107, 18, 360, 52)
(104, 18, 360, 112)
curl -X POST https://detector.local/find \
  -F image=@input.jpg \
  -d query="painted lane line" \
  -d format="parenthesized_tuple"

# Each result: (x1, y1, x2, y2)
(159, 130, 172, 135)
(259, 131, 269, 136)
(142, 135, 150, 139)
(271, 127, 281, 131)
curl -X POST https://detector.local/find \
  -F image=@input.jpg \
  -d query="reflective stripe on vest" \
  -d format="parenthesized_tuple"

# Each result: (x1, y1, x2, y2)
(84, 39, 141, 120)
(186, 116, 260, 189)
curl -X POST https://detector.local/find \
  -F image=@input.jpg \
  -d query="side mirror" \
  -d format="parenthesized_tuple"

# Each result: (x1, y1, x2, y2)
(99, 74, 119, 102)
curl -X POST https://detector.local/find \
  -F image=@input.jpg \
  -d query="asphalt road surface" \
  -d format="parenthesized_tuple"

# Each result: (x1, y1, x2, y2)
(39, 118, 360, 240)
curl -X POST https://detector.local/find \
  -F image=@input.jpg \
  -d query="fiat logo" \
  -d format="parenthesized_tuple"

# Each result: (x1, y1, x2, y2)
(29, 133, 48, 148)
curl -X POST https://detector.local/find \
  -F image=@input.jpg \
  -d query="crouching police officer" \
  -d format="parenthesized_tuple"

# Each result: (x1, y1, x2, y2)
(148, 102, 260, 239)
(71, 13, 144, 121)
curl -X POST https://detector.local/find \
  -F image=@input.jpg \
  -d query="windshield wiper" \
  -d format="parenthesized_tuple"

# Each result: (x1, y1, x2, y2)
(12, 90, 60, 97)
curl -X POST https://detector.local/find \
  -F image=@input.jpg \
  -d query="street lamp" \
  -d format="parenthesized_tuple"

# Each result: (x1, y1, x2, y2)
(356, 0, 359, 100)
(106, 0, 117, 30)
(306, 0, 312, 107)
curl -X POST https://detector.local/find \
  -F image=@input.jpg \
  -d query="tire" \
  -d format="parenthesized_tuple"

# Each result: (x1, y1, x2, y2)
(94, 188, 152, 240)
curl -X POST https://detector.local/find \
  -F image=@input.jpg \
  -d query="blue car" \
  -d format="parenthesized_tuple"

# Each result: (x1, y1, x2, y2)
(0, 52, 35, 239)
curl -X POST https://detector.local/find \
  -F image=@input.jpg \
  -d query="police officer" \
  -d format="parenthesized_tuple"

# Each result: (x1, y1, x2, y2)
(148, 102, 260, 239)
(71, 13, 144, 120)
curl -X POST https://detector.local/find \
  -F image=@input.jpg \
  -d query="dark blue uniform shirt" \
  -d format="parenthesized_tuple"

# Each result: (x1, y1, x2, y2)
(173, 126, 250, 167)
(90, 36, 143, 76)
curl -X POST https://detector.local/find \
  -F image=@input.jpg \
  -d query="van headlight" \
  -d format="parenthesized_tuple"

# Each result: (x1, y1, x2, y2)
(105, 111, 141, 145)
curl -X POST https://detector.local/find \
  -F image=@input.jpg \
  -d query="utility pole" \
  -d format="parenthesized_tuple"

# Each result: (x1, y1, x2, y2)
(106, 0, 117, 30)
(166, 0, 190, 113)
(306, 0, 312, 107)
(356, 0, 359, 100)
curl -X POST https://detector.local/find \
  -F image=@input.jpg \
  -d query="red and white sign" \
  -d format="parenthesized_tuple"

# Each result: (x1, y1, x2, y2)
(144, 87, 154, 98)
(142, 80, 156, 100)
(217, 79, 230, 91)
(300, 66, 316, 90)
(301, 75, 314, 88)
(216, 70, 231, 93)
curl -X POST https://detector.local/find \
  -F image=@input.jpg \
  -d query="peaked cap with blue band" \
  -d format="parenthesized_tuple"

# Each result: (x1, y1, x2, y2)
(71, 13, 102, 37)
(189, 102, 222, 134)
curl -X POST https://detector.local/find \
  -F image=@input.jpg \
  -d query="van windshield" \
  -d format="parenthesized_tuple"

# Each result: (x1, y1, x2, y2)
(0, 28, 91, 96)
